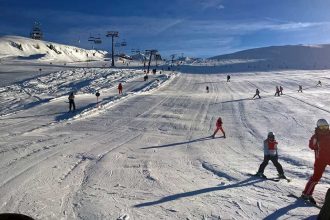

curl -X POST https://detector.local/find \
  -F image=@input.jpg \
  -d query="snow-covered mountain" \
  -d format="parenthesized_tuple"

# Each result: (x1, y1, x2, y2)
(0, 35, 108, 62)
(207, 44, 330, 70)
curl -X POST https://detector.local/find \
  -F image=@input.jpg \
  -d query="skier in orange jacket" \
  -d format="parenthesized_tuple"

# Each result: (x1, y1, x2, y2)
(211, 117, 226, 138)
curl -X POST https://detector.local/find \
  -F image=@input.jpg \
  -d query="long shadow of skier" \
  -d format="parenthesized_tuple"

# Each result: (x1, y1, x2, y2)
(0, 112, 66, 120)
(210, 93, 287, 105)
(133, 177, 265, 208)
(55, 103, 97, 121)
(264, 199, 319, 220)
(140, 136, 223, 150)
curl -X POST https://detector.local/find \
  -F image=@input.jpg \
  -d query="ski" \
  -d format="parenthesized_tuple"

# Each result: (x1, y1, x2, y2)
(287, 193, 322, 209)
(247, 173, 291, 182)
(282, 177, 292, 183)
(247, 173, 280, 182)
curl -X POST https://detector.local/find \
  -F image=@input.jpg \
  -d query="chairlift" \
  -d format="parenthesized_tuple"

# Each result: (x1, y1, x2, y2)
(93, 34, 102, 44)
(30, 22, 43, 40)
(94, 37, 102, 44)
(88, 34, 95, 42)
(115, 42, 121, 47)
(121, 40, 127, 47)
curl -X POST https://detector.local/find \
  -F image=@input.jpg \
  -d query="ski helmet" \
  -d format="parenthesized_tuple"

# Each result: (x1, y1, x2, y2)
(267, 132, 275, 138)
(317, 119, 329, 127)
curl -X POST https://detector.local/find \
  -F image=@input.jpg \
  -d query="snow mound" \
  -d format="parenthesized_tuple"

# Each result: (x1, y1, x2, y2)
(0, 35, 108, 62)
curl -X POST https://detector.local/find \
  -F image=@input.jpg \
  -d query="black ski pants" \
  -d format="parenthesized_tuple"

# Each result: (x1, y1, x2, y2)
(69, 100, 76, 111)
(257, 154, 284, 175)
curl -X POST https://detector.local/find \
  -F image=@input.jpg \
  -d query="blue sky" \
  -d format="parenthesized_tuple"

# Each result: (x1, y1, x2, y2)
(2, 0, 330, 58)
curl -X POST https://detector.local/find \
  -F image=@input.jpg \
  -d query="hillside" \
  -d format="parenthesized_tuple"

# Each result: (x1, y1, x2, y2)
(207, 44, 330, 71)
(0, 35, 107, 62)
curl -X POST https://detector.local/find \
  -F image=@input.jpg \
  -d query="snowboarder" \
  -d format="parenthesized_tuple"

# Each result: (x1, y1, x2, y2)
(211, 117, 226, 138)
(227, 75, 231, 82)
(68, 92, 76, 112)
(280, 86, 283, 95)
(256, 132, 286, 179)
(118, 83, 123, 94)
(302, 119, 330, 203)
(253, 89, 261, 99)
(298, 85, 303, 92)
(275, 86, 280, 96)
(206, 86, 209, 93)
(316, 80, 322, 87)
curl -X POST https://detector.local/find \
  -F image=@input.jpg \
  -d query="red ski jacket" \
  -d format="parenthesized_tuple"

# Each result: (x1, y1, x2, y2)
(263, 139, 278, 156)
(309, 128, 330, 164)
(216, 118, 223, 128)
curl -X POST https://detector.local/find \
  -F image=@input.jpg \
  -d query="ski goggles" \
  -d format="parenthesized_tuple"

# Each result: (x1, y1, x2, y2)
(318, 125, 329, 130)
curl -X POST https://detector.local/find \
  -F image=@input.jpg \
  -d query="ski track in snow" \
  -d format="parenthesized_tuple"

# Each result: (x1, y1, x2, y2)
(1, 65, 329, 219)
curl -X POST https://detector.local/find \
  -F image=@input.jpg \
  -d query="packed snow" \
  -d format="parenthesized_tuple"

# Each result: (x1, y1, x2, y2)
(0, 37, 329, 220)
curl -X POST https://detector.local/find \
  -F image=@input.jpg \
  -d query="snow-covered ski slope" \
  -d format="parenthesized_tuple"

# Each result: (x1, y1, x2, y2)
(1, 66, 329, 219)
(1, 39, 330, 219)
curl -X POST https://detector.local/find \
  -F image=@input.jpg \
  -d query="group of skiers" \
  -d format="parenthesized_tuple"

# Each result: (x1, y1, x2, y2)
(67, 83, 124, 112)
(211, 116, 330, 211)
(250, 80, 323, 98)
(209, 77, 328, 210)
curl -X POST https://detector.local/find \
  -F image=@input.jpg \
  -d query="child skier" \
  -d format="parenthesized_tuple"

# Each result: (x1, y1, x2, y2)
(302, 119, 330, 204)
(211, 117, 226, 138)
(118, 83, 123, 94)
(206, 86, 209, 93)
(275, 86, 280, 96)
(256, 132, 286, 179)
(253, 89, 261, 99)
(298, 85, 303, 92)
(280, 86, 283, 95)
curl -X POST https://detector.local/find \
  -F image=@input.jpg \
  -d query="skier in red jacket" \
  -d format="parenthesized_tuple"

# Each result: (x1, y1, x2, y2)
(118, 83, 123, 94)
(302, 119, 330, 204)
(211, 117, 226, 138)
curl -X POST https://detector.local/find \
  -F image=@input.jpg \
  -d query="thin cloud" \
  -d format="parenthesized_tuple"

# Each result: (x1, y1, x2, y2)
(199, 0, 225, 10)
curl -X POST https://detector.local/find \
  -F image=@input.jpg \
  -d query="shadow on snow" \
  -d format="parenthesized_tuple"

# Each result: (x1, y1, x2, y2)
(133, 177, 265, 208)
(140, 135, 224, 150)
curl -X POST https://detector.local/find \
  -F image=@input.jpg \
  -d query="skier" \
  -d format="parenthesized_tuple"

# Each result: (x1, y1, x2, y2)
(253, 88, 261, 99)
(211, 117, 226, 138)
(275, 86, 280, 96)
(298, 85, 303, 92)
(206, 86, 209, 93)
(227, 75, 231, 82)
(256, 132, 286, 179)
(316, 80, 322, 87)
(280, 86, 283, 95)
(118, 83, 123, 94)
(68, 92, 76, 112)
(144, 74, 148, 81)
(302, 119, 330, 204)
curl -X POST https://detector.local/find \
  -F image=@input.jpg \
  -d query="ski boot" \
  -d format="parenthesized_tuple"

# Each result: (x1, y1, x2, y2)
(301, 193, 317, 205)
(278, 173, 287, 179)
(256, 172, 267, 178)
